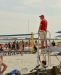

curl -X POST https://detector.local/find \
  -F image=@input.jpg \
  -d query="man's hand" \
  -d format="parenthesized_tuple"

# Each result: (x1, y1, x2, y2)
(38, 30, 40, 36)
(38, 30, 40, 34)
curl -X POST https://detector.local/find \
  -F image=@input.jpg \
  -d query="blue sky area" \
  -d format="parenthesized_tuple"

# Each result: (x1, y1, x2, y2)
(0, 0, 61, 38)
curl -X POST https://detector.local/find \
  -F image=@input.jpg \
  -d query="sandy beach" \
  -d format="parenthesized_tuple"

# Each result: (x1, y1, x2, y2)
(3, 54, 61, 74)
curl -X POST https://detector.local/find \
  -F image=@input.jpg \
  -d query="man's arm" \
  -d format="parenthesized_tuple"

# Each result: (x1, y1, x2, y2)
(38, 24, 42, 34)
(38, 20, 42, 32)
(0, 60, 7, 74)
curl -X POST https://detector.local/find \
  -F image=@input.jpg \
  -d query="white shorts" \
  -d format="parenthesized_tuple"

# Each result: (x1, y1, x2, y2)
(39, 32, 47, 39)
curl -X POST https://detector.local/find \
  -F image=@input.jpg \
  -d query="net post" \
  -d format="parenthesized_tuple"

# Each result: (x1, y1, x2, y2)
(31, 32, 34, 53)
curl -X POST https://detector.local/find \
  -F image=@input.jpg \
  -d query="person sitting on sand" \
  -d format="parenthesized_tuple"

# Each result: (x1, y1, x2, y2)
(40, 60, 49, 71)
(0, 59, 7, 74)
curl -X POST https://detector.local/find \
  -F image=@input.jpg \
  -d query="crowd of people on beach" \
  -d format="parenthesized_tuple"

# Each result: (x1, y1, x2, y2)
(0, 39, 56, 50)
(3, 40, 26, 51)
(0, 39, 32, 51)
(0, 39, 57, 56)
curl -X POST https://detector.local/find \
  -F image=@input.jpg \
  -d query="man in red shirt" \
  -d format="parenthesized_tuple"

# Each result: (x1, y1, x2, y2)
(38, 15, 48, 48)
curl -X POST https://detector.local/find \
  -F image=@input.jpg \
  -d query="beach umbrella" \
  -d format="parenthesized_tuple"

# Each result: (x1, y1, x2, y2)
(56, 30, 61, 33)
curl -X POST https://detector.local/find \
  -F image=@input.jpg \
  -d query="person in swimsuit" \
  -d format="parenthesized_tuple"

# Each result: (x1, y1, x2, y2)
(0, 45, 4, 61)
(0, 59, 7, 74)
(19, 42, 23, 56)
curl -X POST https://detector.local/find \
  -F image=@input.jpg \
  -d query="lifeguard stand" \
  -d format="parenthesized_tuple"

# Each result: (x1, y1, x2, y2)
(37, 30, 51, 66)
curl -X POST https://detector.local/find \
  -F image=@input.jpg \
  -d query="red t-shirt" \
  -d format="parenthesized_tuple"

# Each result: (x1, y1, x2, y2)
(39, 19, 47, 32)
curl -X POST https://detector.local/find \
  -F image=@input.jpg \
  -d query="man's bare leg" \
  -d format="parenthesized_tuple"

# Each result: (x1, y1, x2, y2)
(41, 40, 44, 48)
(0, 60, 7, 74)
(41, 39, 47, 61)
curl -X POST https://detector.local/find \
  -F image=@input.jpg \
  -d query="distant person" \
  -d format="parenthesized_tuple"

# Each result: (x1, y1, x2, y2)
(19, 42, 23, 56)
(22, 40, 24, 43)
(22, 40, 24, 50)
(0, 59, 7, 74)
(35, 41, 37, 44)
(16, 41, 19, 50)
(0, 45, 4, 61)
(12, 42, 15, 50)
(33, 45, 37, 53)
(52, 40, 56, 46)
(38, 14, 48, 48)
(40, 60, 49, 71)
(12, 42, 16, 55)
(8, 42, 11, 50)
(5, 43, 8, 50)
(28, 39, 30, 47)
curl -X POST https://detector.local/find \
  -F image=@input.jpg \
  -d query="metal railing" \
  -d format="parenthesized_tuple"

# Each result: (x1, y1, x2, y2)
(37, 30, 51, 66)
(37, 30, 47, 65)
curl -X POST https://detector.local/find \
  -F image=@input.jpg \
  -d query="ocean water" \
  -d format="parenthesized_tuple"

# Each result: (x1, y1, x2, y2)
(0, 39, 61, 44)
(0, 39, 25, 44)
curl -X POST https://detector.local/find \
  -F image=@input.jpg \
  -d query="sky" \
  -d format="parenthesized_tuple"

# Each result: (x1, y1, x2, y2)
(0, 0, 61, 38)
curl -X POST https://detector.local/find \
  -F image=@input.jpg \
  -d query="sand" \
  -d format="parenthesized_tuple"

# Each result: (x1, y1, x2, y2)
(2, 54, 61, 74)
